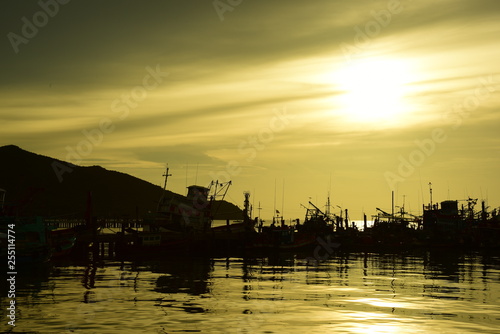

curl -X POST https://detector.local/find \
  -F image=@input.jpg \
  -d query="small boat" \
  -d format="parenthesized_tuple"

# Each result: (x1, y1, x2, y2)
(120, 168, 240, 254)
(48, 227, 77, 257)
(0, 215, 52, 264)
(247, 211, 317, 251)
(296, 201, 336, 236)
(0, 189, 53, 263)
(248, 228, 316, 251)
(210, 191, 256, 248)
(423, 198, 500, 248)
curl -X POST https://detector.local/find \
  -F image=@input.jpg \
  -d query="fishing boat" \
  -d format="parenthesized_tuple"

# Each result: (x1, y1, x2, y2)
(296, 201, 336, 236)
(0, 188, 79, 262)
(474, 204, 500, 248)
(423, 197, 500, 248)
(246, 208, 317, 251)
(210, 191, 256, 247)
(120, 168, 245, 254)
(295, 199, 356, 249)
(363, 206, 422, 249)
(0, 215, 52, 264)
(247, 228, 316, 251)
(0, 189, 52, 263)
(48, 226, 78, 257)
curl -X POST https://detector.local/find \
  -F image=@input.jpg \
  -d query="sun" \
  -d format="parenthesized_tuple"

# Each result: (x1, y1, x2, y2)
(335, 58, 414, 124)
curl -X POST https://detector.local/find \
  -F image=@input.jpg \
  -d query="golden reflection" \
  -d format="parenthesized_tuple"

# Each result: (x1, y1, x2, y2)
(353, 298, 412, 309)
(354, 323, 408, 334)
(335, 58, 416, 125)
(337, 311, 423, 334)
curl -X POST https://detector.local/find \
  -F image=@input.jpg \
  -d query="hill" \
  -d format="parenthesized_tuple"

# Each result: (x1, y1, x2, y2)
(0, 145, 243, 220)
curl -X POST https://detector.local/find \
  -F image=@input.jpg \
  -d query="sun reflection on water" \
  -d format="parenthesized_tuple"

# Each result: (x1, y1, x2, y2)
(2, 252, 500, 333)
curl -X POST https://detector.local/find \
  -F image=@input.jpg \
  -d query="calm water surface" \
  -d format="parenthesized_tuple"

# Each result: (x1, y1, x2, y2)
(2, 250, 500, 333)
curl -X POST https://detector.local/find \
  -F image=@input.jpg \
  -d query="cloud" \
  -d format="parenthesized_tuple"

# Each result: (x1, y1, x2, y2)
(1, 0, 500, 215)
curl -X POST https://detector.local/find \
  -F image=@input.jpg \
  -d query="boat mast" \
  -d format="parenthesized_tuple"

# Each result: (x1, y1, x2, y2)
(326, 193, 331, 217)
(163, 166, 172, 191)
(391, 191, 394, 223)
(157, 166, 172, 212)
(429, 182, 433, 209)
(281, 179, 285, 220)
(208, 180, 232, 221)
(244, 191, 251, 220)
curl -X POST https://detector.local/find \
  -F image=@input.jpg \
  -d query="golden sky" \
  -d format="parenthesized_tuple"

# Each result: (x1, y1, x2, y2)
(1, 0, 500, 220)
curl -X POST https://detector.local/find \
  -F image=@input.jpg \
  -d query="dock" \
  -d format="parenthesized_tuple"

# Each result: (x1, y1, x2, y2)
(45, 218, 143, 229)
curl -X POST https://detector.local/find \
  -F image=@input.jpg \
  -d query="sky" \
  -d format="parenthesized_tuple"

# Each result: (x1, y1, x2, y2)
(1, 0, 500, 221)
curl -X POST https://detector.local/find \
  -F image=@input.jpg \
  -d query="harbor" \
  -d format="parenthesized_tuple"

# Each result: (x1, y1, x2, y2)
(2, 0, 500, 332)
(2, 171, 499, 264)
(2, 247, 500, 333)
(2, 178, 500, 333)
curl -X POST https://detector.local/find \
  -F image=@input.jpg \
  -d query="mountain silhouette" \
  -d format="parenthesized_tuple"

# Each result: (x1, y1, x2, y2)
(0, 145, 243, 220)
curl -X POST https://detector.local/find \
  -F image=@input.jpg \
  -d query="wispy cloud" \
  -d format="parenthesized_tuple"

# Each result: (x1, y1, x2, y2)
(1, 0, 500, 217)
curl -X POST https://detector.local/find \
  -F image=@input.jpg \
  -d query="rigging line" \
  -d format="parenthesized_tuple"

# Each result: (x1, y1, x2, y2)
(185, 162, 189, 192)
(274, 178, 277, 219)
(282, 178, 285, 217)
(252, 187, 255, 218)
(418, 169, 424, 209)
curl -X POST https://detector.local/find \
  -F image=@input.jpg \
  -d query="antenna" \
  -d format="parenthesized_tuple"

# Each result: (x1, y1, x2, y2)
(185, 163, 189, 191)
(326, 194, 331, 216)
(391, 191, 394, 221)
(419, 170, 424, 212)
(429, 182, 433, 208)
(252, 188, 255, 218)
(281, 178, 285, 217)
(274, 178, 277, 217)
(244, 191, 251, 219)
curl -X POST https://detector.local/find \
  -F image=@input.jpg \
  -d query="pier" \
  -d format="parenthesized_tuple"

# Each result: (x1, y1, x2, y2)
(45, 218, 143, 229)
(45, 218, 143, 258)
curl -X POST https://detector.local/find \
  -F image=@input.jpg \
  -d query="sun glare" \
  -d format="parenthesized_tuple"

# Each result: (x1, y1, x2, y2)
(335, 58, 415, 125)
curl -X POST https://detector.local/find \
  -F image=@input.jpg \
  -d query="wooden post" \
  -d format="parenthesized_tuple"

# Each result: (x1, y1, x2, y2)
(109, 242, 115, 257)
(100, 241, 105, 257)
(344, 209, 349, 229)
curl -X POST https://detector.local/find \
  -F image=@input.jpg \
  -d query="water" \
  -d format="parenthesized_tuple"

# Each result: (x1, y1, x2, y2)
(2, 250, 500, 334)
